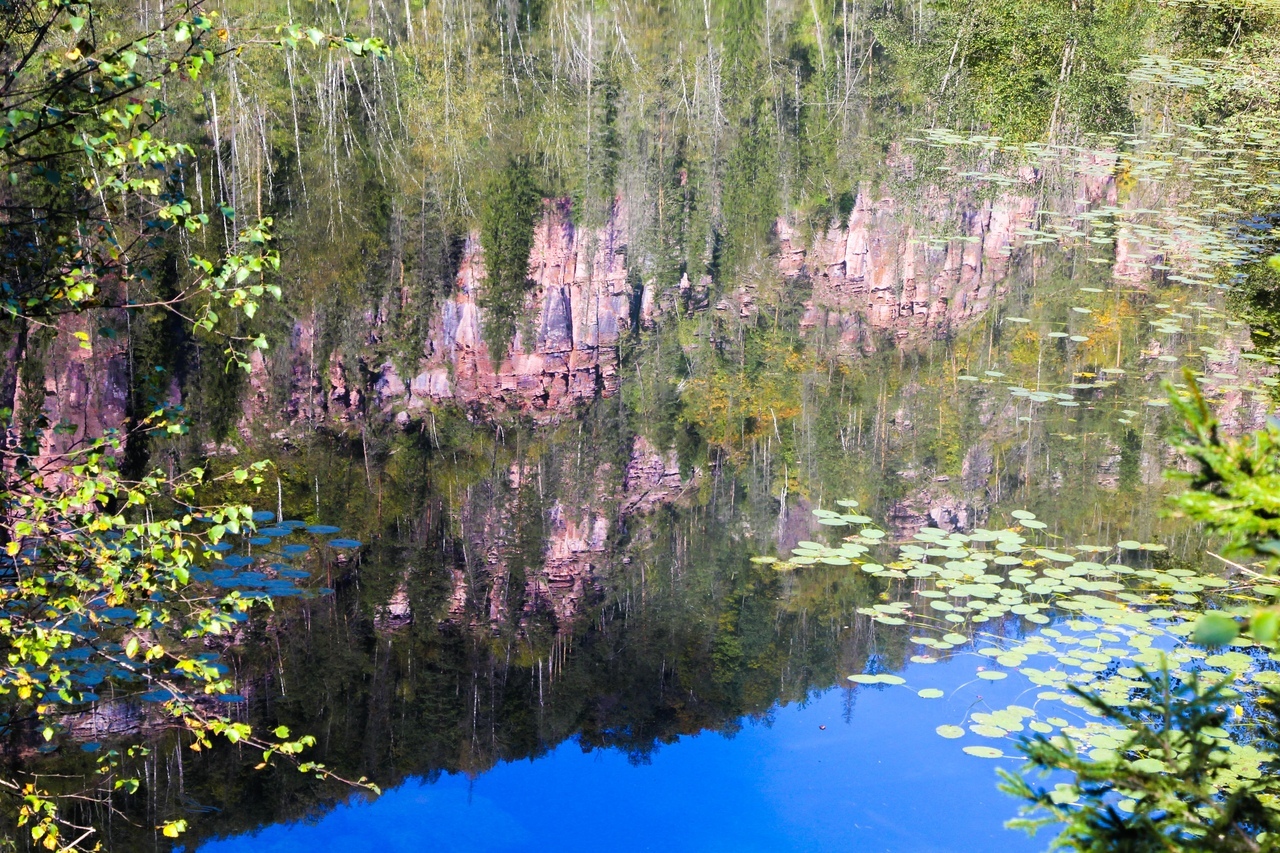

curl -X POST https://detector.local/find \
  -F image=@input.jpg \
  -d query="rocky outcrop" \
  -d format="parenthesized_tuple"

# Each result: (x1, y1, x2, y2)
(527, 503, 610, 628)
(7, 311, 132, 482)
(374, 578, 413, 630)
(65, 700, 146, 739)
(886, 488, 987, 535)
(265, 182, 1121, 430)
(19, 169, 1222, 452)
(780, 189, 1038, 351)
(245, 164, 1195, 432)
(622, 435, 700, 514)
(277, 198, 634, 429)
(437, 434, 698, 635)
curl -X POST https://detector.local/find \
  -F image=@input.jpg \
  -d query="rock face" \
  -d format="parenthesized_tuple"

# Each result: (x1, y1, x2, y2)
(251, 165, 1193, 430)
(301, 198, 634, 427)
(438, 434, 700, 635)
(777, 184, 1051, 352)
(268, 184, 1107, 429)
(527, 503, 611, 629)
(65, 700, 145, 739)
(622, 435, 699, 514)
(374, 579, 413, 630)
(4, 311, 132, 482)
(886, 487, 987, 535)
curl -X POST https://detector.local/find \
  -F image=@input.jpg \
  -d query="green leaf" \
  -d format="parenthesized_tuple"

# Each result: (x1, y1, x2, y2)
(1251, 610, 1280, 644)
(1191, 612, 1240, 647)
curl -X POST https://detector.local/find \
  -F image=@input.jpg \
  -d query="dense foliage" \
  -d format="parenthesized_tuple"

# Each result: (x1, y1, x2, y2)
(1002, 667, 1280, 853)
(477, 159, 540, 360)
(0, 0, 384, 847)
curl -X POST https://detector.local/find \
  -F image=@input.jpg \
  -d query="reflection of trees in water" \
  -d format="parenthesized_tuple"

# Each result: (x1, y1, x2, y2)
(61, 483, 884, 849)
(162, 333, 1214, 842)
(1232, 258, 1280, 379)
(14, 270, 1233, 845)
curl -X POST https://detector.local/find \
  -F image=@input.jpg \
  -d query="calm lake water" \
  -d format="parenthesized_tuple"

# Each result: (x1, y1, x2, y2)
(128, 238, 1263, 853)
(32, 205, 1258, 853)
(198, 657, 1042, 853)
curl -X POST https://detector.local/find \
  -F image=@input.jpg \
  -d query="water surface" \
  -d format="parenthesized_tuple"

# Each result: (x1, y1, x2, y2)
(200, 657, 1042, 853)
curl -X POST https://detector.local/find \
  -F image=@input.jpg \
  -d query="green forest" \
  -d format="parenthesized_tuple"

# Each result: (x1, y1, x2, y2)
(5, 0, 1280, 850)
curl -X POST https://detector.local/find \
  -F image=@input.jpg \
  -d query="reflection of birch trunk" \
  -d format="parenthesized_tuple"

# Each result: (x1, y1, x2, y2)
(938, 20, 967, 98)
(207, 89, 230, 243)
(1047, 38, 1076, 142)
(809, 0, 827, 75)
(284, 39, 307, 206)
(840, 0, 853, 124)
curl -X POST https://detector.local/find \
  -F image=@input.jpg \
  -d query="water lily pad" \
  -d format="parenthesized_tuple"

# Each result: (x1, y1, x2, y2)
(936, 725, 965, 739)
(970, 724, 1008, 738)
(847, 674, 882, 684)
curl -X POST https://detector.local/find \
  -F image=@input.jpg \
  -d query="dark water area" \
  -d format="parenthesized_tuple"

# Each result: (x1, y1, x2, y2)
(197, 665, 1039, 853)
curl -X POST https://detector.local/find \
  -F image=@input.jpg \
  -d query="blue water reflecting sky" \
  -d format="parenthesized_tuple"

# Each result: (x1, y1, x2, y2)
(199, 656, 1047, 853)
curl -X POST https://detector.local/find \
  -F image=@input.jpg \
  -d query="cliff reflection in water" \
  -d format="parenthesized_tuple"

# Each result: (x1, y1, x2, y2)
(56, 421, 871, 850)
(62, 316, 1244, 850)
(21, 225, 1276, 849)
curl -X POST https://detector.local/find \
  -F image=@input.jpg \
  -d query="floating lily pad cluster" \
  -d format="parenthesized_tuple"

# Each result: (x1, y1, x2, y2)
(952, 294, 1275, 426)
(186, 512, 361, 600)
(770, 505, 1280, 809)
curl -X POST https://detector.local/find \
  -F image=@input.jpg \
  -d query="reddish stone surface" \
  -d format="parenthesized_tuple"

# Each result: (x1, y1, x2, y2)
(783, 189, 1039, 353)
(384, 198, 630, 422)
